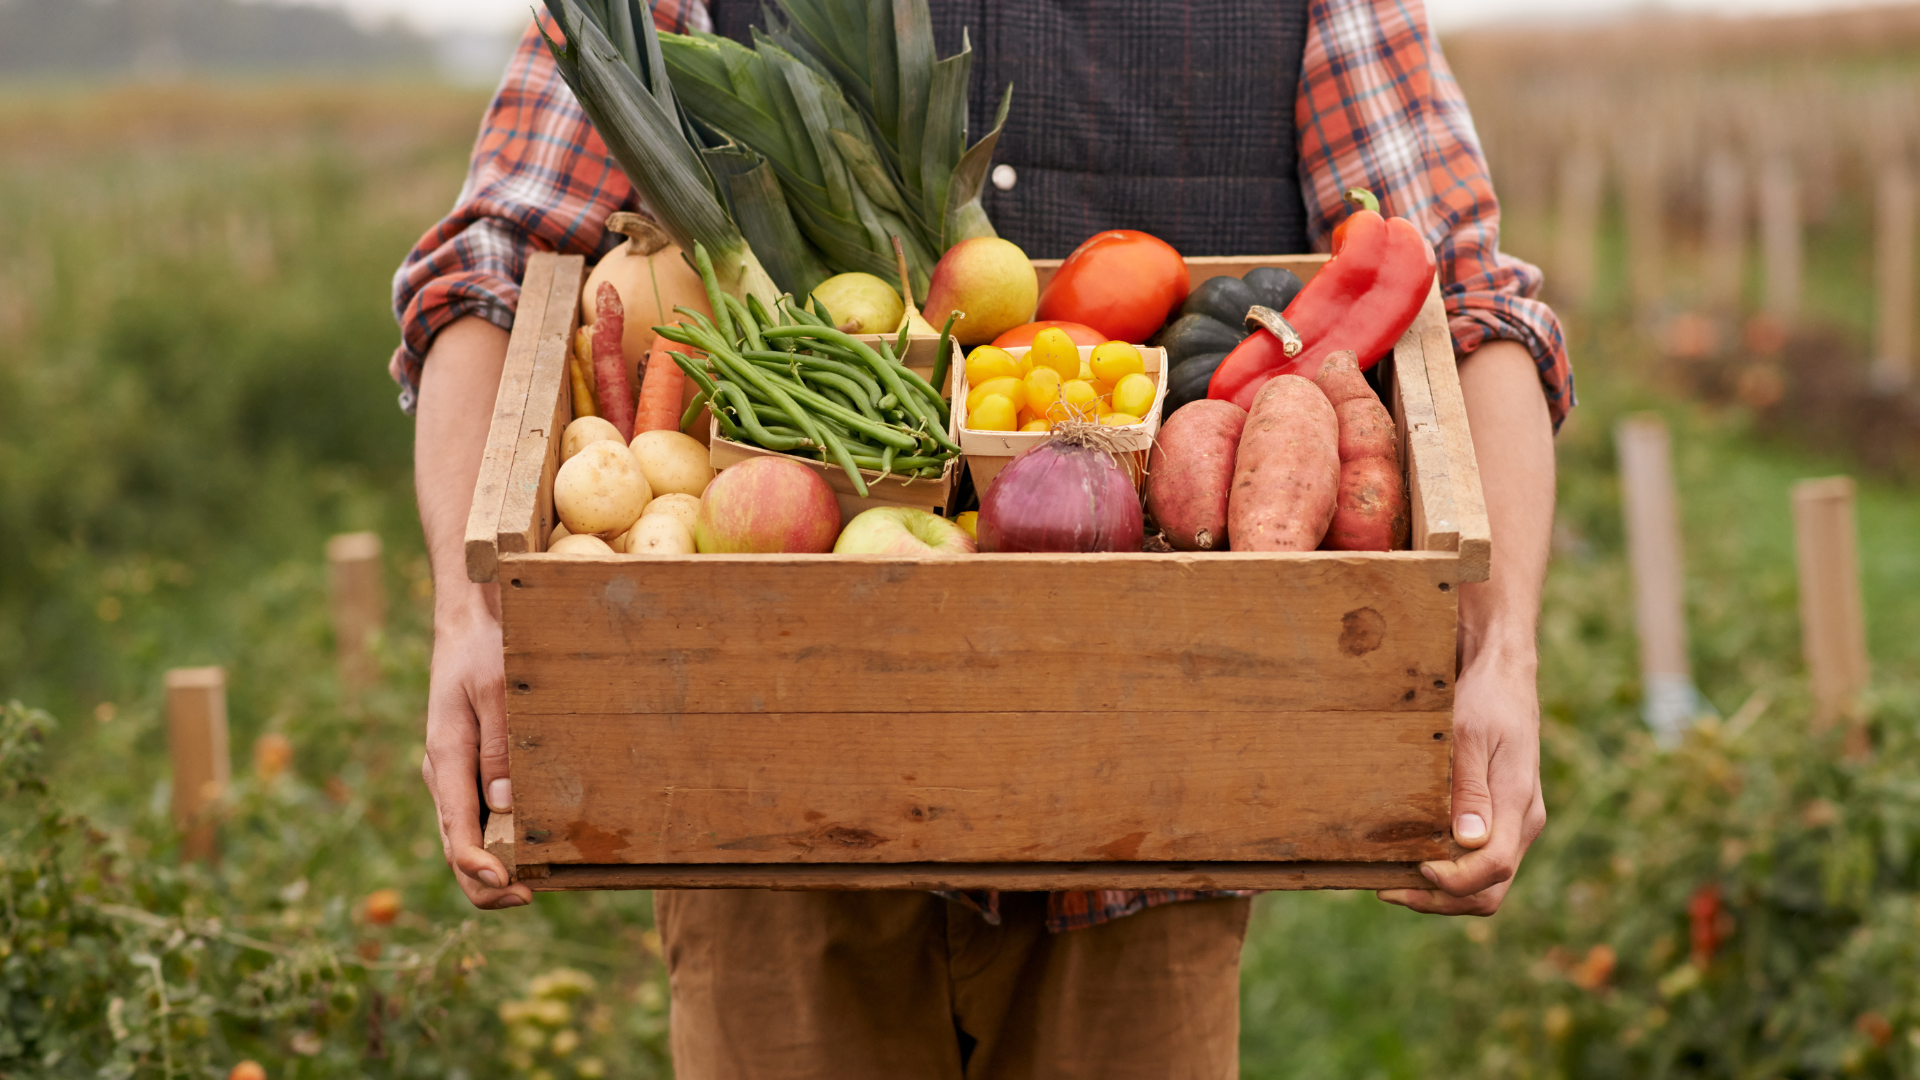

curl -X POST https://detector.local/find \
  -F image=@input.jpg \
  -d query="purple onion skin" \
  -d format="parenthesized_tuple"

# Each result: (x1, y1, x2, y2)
(978, 441, 1145, 553)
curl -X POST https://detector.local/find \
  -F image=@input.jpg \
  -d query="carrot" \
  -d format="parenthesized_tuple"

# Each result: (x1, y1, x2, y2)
(635, 339, 691, 434)
(590, 281, 634, 440)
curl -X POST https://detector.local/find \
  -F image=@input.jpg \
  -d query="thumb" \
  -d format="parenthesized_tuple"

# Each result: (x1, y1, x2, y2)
(1449, 722, 1494, 850)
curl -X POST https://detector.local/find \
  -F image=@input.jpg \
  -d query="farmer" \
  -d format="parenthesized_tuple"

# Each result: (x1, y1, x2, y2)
(398, 1, 1564, 1075)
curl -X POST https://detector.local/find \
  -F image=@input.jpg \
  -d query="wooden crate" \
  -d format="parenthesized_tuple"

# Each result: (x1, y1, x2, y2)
(466, 251, 1490, 892)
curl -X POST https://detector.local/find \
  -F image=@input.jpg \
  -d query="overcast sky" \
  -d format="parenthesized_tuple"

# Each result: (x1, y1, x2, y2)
(311, 0, 1902, 34)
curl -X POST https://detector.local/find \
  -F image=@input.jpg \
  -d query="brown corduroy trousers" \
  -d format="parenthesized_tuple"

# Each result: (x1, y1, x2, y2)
(655, 889, 1253, 1080)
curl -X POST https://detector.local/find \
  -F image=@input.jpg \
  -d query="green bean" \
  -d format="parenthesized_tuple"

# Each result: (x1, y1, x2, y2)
(877, 392, 898, 412)
(723, 293, 764, 353)
(742, 350, 883, 404)
(712, 381, 812, 451)
(703, 347, 829, 452)
(781, 298, 827, 327)
(816, 426, 868, 496)
(879, 444, 895, 478)
(842, 451, 952, 472)
(929, 310, 960, 398)
(746, 293, 777, 333)
(760, 325, 960, 453)
(801, 369, 881, 419)
(692, 243, 736, 344)
(808, 293, 837, 331)
(893, 317, 912, 364)
(669, 353, 719, 399)
(679, 391, 709, 433)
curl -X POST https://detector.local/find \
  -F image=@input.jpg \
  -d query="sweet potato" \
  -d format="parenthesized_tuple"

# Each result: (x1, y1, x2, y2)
(1146, 399, 1247, 550)
(1313, 351, 1409, 551)
(1227, 374, 1339, 552)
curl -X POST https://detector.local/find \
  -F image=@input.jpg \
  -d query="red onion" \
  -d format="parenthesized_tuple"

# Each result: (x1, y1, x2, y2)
(977, 424, 1145, 553)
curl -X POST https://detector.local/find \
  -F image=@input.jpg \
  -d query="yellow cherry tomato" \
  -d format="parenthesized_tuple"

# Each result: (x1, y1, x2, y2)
(969, 393, 1019, 431)
(1090, 340, 1147, 383)
(1026, 328, 1081, 381)
(1056, 378, 1100, 421)
(954, 511, 978, 538)
(967, 376, 1027, 415)
(1088, 378, 1114, 398)
(1020, 417, 1052, 432)
(1023, 367, 1062, 418)
(1112, 371, 1156, 417)
(1078, 357, 1094, 380)
(964, 346, 1019, 388)
(1101, 411, 1143, 426)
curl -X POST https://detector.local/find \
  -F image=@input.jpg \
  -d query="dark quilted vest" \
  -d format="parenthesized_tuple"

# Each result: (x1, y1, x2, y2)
(708, 1, 1312, 259)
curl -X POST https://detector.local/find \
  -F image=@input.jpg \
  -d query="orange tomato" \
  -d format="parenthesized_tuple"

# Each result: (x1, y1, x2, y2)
(990, 320, 1106, 349)
(1035, 230, 1188, 345)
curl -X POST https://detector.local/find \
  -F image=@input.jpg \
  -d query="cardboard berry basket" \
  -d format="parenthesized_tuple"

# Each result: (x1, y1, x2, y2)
(465, 251, 1489, 893)
(954, 342, 1170, 492)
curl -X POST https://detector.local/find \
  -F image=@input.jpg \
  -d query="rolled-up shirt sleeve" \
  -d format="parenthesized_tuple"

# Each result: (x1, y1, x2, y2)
(388, 18, 635, 415)
(1297, 0, 1573, 428)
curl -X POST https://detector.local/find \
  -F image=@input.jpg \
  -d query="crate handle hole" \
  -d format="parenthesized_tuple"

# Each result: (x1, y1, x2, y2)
(515, 682, 531, 693)
(510, 578, 524, 589)
(1432, 732, 1445, 741)
(1438, 582, 1452, 592)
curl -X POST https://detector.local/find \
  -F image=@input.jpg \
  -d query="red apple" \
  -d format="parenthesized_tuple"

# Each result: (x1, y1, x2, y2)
(695, 457, 840, 554)
(833, 507, 978, 555)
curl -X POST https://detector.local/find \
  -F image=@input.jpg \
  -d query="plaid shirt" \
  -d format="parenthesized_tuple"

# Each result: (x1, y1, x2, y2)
(394, 1, 1570, 932)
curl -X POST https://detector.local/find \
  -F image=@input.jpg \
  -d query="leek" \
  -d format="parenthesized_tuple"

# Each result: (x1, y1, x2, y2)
(539, 0, 780, 304)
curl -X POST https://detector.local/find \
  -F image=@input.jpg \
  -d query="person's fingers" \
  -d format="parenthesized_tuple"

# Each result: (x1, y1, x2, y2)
(1379, 785, 1546, 916)
(1447, 706, 1496, 852)
(469, 632, 513, 815)
(1423, 748, 1541, 899)
(424, 701, 527, 909)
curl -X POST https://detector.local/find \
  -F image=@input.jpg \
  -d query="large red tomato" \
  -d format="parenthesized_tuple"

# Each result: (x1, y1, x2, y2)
(1035, 230, 1188, 345)
(990, 320, 1106, 349)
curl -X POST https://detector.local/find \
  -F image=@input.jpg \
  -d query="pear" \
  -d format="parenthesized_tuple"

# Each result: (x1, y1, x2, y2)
(809, 273, 903, 334)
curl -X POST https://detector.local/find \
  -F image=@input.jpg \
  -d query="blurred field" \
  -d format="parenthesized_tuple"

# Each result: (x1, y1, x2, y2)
(0, 48, 1917, 1077)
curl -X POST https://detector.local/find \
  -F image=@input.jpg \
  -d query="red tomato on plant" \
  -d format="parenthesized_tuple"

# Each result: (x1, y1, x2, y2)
(1036, 230, 1188, 345)
(991, 320, 1105, 349)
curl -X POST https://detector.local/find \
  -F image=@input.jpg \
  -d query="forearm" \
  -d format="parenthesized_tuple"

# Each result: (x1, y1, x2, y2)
(414, 316, 512, 626)
(1455, 339, 1555, 671)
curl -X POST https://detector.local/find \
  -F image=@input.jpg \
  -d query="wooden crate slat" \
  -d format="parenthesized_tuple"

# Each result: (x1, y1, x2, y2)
(508, 707, 1455, 866)
(1415, 287, 1492, 582)
(497, 255, 586, 559)
(500, 551, 1459, 717)
(517, 859, 1434, 892)
(464, 253, 559, 583)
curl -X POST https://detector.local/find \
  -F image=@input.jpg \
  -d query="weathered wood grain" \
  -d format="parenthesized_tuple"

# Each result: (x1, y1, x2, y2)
(498, 550, 1459, 716)
(483, 811, 517, 876)
(1416, 287, 1492, 583)
(498, 255, 585, 560)
(506, 708, 1455, 866)
(520, 859, 1437, 892)
(465, 253, 557, 584)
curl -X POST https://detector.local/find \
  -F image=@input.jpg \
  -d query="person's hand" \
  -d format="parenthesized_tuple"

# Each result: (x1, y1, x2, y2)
(421, 598, 533, 910)
(1378, 647, 1545, 916)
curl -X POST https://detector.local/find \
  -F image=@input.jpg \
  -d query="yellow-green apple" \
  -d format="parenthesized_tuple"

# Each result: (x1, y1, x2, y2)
(922, 237, 1037, 347)
(833, 507, 977, 555)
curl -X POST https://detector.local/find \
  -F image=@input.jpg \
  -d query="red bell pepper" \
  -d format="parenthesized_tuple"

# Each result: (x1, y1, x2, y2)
(1207, 190, 1436, 410)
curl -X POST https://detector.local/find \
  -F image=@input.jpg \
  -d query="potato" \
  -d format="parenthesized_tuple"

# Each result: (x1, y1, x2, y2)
(1313, 351, 1408, 551)
(622, 513, 696, 555)
(628, 429, 713, 497)
(1145, 399, 1247, 550)
(554, 440, 652, 537)
(1227, 374, 1339, 552)
(547, 532, 614, 556)
(641, 492, 702, 533)
(561, 416, 625, 464)
(546, 521, 572, 550)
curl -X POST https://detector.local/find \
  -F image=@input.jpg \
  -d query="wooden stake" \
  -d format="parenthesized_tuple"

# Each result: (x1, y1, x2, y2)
(1759, 156, 1802, 323)
(1873, 163, 1915, 392)
(1702, 151, 1746, 320)
(1616, 415, 1705, 745)
(1553, 144, 1604, 312)
(326, 532, 386, 700)
(1791, 477, 1870, 753)
(165, 667, 230, 863)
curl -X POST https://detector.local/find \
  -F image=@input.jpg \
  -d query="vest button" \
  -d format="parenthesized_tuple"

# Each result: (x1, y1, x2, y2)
(991, 164, 1017, 192)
